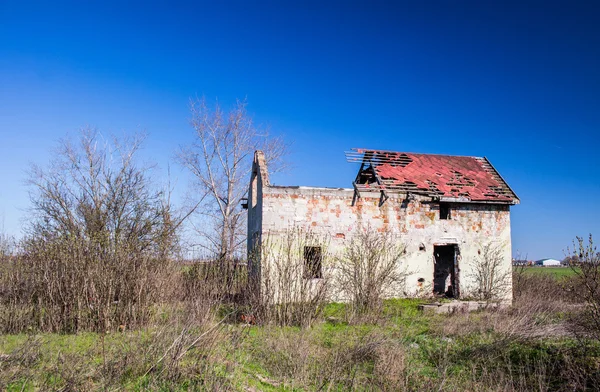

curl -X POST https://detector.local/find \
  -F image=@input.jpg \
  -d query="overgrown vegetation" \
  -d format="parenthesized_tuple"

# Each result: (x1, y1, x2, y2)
(467, 241, 512, 301)
(3, 254, 600, 390)
(566, 235, 600, 342)
(1, 130, 183, 334)
(334, 228, 407, 318)
(2, 129, 600, 390)
(255, 229, 330, 327)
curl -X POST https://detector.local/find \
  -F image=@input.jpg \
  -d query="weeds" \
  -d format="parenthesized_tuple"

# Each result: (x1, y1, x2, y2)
(334, 228, 407, 319)
(252, 228, 330, 327)
(2, 289, 600, 391)
(466, 241, 512, 302)
(566, 235, 600, 342)
(1, 169, 599, 392)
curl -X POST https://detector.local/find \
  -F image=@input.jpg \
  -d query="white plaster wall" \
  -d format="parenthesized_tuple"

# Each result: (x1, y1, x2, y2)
(256, 186, 513, 302)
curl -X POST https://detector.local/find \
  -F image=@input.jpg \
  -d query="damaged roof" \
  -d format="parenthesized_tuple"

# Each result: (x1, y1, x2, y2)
(346, 148, 519, 204)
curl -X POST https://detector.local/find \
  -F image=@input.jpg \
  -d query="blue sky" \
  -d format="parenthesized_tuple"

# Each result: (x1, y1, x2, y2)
(0, 0, 598, 259)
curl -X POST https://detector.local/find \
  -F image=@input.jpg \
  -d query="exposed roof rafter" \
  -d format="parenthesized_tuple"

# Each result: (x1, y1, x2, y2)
(346, 148, 519, 204)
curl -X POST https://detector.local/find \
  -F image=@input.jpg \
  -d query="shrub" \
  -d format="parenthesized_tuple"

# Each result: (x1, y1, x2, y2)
(0, 129, 181, 333)
(466, 241, 512, 302)
(334, 228, 407, 318)
(251, 228, 330, 327)
(566, 234, 600, 341)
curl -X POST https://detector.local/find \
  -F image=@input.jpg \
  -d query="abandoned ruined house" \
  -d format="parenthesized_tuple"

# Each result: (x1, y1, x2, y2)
(246, 148, 519, 302)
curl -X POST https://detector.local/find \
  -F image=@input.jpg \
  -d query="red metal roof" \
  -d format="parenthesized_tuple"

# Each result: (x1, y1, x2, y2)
(346, 148, 519, 203)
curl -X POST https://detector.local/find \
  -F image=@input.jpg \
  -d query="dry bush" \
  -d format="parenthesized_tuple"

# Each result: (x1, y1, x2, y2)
(253, 328, 452, 391)
(252, 228, 330, 327)
(0, 335, 42, 389)
(514, 268, 577, 305)
(180, 259, 247, 305)
(499, 269, 576, 338)
(0, 129, 183, 333)
(252, 328, 325, 387)
(115, 314, 239, 389)
(254, 328, 399, 390)
(0, 230, 15, 259)
(371, 340, 421, 391)
(134, 310, 235, 385)
(565, 234, 600, 341)
(2, 240, 181, 334)
(414, 316, 600, 392)
(435, 270, 575, 340)
(455, 338, 600, 392)
(426, 266, 600, 391)
(0, 253, 33, 332)
(334, 228, 407, 318)
(465, 241, 512, 302)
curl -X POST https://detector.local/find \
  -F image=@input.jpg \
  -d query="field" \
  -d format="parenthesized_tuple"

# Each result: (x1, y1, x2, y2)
(516, 266, 578, 278)
(2, 272, 599, 391)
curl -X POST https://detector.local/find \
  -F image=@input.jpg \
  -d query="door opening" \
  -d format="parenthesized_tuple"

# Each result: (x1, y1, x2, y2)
(433, 245, 459, 298)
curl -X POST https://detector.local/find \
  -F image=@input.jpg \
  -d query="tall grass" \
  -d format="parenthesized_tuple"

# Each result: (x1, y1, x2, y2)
(2, 263, 600, 391)
(2, 209, 600, 390)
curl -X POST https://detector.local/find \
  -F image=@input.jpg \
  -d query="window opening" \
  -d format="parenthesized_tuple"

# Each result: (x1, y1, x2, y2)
(304, 246, 323, 279)
(439, 203, 451, 220)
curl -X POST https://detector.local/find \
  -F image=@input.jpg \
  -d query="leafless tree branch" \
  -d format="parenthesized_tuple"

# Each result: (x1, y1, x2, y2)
(177, 97, 287, 260)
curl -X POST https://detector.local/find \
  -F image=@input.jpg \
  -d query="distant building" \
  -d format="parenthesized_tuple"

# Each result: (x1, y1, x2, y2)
(534, 258, 561, 267)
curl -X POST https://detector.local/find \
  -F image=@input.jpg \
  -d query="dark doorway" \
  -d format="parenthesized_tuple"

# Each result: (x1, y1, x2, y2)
(433, 245, 459, 298)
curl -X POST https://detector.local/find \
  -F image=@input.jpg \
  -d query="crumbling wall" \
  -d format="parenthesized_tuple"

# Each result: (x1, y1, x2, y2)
(256, 185, 513, 301)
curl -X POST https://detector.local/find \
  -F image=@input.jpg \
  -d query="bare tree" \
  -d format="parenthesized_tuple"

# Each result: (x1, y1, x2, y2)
(467, 241, 512, 302)
(177, 97, 286, 260)
(13, 128, 182, 332)
(27, 128, 179, 254)
(335, 228, 407, 317)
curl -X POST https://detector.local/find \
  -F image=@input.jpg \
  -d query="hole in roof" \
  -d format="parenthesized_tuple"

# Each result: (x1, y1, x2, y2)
(388, 153, 413, 167)
(356, 167, 377, 185)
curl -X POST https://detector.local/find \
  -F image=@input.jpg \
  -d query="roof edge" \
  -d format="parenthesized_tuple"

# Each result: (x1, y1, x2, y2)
(482, 157, 520, 203)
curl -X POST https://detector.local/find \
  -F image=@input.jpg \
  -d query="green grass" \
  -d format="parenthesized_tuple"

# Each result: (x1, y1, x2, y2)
(1, 298, 598, 391)
(515, 266, 578, 278)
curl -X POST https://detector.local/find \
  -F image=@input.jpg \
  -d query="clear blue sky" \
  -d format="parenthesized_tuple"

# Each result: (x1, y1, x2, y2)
(1, 0, 598, 260)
